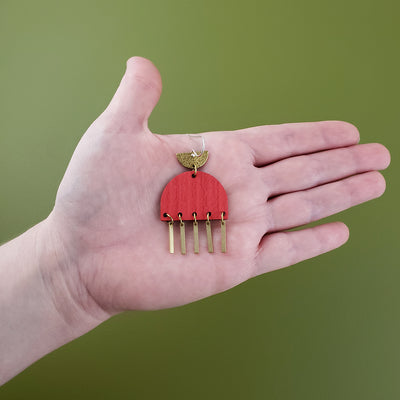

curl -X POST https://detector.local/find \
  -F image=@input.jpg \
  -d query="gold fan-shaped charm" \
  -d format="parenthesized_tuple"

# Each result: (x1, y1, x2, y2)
(176, 151, 209, 170)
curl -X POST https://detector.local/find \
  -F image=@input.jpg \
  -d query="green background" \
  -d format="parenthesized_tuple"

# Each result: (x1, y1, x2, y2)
(0, 0, 398, 398)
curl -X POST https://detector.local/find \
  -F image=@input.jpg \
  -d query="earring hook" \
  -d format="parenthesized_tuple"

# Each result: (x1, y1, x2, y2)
(188, 135, 205, 157)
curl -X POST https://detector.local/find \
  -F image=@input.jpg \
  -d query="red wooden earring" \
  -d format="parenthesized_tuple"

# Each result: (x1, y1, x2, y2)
(160, 142, 228, 254)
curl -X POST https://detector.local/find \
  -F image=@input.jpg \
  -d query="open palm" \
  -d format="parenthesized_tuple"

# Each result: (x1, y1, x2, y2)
(48, 57, 390, 317)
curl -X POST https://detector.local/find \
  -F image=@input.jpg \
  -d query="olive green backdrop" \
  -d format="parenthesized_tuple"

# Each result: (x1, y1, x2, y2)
(0, 0, 398, 399)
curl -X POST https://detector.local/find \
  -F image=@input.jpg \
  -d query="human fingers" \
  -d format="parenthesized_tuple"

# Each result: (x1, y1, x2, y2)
(267, 171, 386, 232)
(261, 143, 390, 197)
(237, 120, 360, 166)
(254, 222, 349, 275)
(98, 56, 162, 133)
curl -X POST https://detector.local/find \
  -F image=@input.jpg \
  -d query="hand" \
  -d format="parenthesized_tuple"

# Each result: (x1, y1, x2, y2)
(45, 57, 390, 319)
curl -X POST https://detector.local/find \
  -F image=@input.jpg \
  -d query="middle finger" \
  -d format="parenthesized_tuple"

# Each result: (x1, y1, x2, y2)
(260, 143, 389, 198)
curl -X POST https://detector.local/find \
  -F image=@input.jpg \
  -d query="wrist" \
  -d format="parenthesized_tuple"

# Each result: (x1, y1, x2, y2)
(37, 213, 111, 334)
(0, 217, 109, 384)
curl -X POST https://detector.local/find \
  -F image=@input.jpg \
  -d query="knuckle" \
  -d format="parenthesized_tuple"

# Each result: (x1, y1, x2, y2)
(283, 129, 297, 155)
(296, 194, 315, 224)
(273, 232, 297, 265)
(304, 155, 323, 186)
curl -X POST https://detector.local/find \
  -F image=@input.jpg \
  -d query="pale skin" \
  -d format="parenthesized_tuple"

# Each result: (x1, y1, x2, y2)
(0, 57, 391, 385)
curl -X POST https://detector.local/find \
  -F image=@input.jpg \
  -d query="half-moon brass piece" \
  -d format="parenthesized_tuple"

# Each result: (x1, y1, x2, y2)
(176, 151, 209, 170)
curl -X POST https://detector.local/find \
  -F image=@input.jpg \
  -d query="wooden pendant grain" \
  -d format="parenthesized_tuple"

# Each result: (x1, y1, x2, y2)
(160, 171, 228, 221)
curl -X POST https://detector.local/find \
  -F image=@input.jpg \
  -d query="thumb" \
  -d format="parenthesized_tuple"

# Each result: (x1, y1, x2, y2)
(101, 56, 162, 133)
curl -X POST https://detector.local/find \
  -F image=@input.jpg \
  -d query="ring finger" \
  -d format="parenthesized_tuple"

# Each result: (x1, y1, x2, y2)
(267, 171, 386, 232)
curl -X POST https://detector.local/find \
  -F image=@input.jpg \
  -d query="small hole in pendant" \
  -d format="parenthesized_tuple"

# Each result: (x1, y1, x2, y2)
(163, 213, 168, 218)
(192, 173, 196, 178)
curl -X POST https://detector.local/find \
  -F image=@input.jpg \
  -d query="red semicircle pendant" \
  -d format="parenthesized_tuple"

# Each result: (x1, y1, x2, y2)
(160, 150, 228, 254)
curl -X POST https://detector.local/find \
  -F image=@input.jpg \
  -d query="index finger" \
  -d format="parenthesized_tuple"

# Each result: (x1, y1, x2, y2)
(235, 120, 360, 167)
